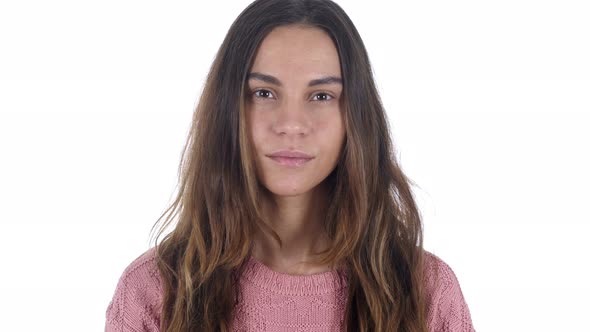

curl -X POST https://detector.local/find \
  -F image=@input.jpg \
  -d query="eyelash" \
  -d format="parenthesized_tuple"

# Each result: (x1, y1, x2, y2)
(251, 89, 334, 104)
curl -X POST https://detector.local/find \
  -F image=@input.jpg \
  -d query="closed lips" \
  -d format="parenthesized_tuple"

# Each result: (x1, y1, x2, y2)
(266, 150, 314, 159)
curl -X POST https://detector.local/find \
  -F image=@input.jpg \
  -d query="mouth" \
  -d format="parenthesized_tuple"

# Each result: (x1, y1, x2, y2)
(266, 150, 314, 168)
(267, 156, 313, 167)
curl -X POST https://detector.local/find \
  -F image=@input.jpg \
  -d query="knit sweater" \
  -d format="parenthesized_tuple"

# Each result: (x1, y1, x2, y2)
(105, 248, 475, 331)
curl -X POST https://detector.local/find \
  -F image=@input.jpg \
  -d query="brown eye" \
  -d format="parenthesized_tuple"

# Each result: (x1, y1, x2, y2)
(253, 89, 275, 99)
(312, 92, 333, 103)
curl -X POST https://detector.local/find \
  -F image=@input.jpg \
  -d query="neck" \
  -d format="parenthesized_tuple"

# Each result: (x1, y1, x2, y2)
(252, 182, 333, 274)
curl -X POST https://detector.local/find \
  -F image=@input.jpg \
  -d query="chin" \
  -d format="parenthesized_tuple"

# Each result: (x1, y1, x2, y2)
(262, 180, 317, 198)
(266, 186, 311, 197)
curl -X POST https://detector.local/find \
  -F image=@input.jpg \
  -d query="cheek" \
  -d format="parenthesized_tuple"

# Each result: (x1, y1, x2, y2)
(319, 113, 346, 150)
(248, 111, 265, 152)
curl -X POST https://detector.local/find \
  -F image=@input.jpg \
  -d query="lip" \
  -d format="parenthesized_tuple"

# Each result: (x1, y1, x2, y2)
(266, 150, 314, 167)
(267, 150, 313, 158)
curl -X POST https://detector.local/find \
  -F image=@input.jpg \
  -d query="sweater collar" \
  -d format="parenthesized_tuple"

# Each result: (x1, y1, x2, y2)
(241, 255, 349, 295)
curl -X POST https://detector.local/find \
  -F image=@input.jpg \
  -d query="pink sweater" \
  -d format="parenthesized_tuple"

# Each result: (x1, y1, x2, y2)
(105, 248, 475, 331)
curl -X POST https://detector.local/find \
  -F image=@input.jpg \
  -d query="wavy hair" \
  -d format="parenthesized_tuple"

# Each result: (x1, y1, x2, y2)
(150, 0, 428, 330)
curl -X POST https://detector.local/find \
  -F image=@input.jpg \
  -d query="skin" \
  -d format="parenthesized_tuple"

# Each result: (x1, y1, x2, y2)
(246, 24, 346, 275)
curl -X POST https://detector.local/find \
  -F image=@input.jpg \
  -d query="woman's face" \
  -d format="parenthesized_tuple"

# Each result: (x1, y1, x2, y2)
(246, 24, 345, 198)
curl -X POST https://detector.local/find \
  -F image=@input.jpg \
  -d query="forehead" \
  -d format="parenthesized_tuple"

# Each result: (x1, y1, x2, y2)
(249, 25, 341, 79)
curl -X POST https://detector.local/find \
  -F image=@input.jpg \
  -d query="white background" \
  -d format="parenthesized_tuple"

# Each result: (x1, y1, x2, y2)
(1, 0, 588, 331)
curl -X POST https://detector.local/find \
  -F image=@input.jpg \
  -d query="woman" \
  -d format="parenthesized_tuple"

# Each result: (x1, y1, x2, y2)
(105, 0, 475, 331)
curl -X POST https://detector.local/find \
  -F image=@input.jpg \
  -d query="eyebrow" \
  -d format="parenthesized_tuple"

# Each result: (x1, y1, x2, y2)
(246, 72, 342, 87)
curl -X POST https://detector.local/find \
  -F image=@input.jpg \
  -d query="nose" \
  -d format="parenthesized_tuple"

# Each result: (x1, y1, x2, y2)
(271, 101, 310, 137)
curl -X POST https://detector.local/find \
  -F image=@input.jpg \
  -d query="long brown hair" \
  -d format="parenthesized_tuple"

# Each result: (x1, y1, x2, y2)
(150, 0, 428, 330)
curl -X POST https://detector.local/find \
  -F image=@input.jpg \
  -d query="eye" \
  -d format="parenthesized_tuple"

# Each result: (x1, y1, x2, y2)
(251, 89, 334, 103)
(312, 92, 334, 103)
(252, 89, 275, 100)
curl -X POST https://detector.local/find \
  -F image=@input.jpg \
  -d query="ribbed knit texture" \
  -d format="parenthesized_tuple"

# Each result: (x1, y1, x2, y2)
(105, 248, 475, 331)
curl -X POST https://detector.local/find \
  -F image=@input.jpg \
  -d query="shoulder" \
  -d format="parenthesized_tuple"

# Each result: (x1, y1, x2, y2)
(423, 250, 476, 332)
(105, 247, 163, 332)
(423, 251, 462, 298)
